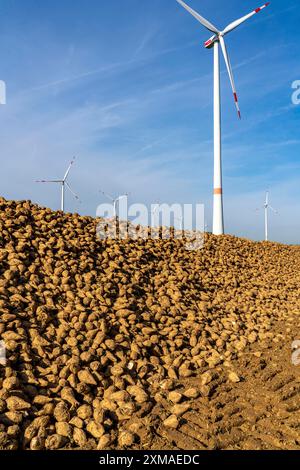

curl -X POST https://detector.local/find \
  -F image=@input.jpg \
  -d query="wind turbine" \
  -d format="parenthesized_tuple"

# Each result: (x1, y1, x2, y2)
(263, 191, 278, 242)
(36, 158, 80, 212)
(100, 191, 129, 218)
(176, 0, 270, 235)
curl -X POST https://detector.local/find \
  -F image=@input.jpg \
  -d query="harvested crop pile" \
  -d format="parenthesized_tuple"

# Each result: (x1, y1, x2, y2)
(0, 197, 300, 450)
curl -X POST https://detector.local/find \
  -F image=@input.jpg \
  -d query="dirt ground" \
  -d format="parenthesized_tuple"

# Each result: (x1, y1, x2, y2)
(133, 319, 300, 451)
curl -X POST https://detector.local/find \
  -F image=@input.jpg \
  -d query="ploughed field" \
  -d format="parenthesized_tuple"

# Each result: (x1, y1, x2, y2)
(0, 198, 299, 450)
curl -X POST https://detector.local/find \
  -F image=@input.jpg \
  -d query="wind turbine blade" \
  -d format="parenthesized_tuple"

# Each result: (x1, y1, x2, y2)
(35, 180, 62, 183)
(269, 206, 278, 214)
(219, 36, 241, 119)
(65, 182, 81, 202)
(99, 190, 114, 202)
(176, 0, 219, 34)
(63, 157, 75, 181)
(222, 2, 270, 35)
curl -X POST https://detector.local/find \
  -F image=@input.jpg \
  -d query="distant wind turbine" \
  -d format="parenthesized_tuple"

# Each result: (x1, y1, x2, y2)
(263, 191, 278, 242)
(175, 0, 270, 236)
(100, 191, 129, 218)
(36, 158, 80, 212)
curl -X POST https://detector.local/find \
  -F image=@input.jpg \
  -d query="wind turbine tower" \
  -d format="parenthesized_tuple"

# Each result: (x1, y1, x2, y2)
(36, 158, 80, 212)
(176, 0, 270, 235)
(264, 191, 278, 242)
(100, 191, 129, 218)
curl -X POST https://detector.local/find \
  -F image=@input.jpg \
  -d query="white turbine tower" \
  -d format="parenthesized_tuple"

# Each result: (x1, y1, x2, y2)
(36, 158, 80, 212)
(263, 191, 278, 242)
(176, 0, 270, 235)
(100, 191, 129, 218)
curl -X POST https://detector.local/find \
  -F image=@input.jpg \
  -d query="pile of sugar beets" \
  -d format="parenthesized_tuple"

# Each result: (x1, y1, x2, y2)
(0, 197, 299, 450)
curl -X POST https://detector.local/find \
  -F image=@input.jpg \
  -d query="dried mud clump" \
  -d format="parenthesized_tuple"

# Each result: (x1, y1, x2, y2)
(0, 197, 300, 450)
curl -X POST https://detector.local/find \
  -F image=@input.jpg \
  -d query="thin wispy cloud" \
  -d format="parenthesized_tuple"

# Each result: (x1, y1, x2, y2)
(132, 27, 159, 59)
(25, 40, 200, 96)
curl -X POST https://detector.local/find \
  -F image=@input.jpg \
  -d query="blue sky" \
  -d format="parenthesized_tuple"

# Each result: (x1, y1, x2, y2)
(0, 0, 299, 243)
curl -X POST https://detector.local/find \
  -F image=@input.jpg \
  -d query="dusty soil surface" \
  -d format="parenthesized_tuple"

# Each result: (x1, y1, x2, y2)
(0, 197, 299, 451)
(148, 322, 300, 450)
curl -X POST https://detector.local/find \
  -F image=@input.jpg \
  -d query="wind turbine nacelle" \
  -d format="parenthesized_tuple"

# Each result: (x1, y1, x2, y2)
(204, 35, 218, 49)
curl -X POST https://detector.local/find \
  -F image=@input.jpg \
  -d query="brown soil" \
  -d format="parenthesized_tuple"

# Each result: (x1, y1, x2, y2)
(148, 322, 300, 450)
